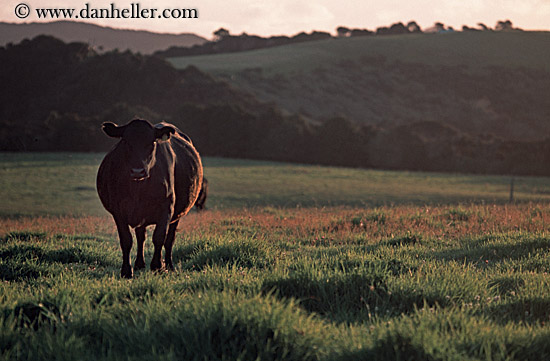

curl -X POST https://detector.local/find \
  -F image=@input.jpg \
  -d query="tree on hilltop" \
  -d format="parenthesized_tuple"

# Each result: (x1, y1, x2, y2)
(435, 22, 445, 32)
(377, 22, 409, 35)
(389, 22, 409, 34)
(336, 26, 351, 37)
(213, 28, 230, 41)
(477, 23, 490, 31)
(495, 20, 513, 31)
(350, 29, 373, 37)
(407, 21, 422, 33)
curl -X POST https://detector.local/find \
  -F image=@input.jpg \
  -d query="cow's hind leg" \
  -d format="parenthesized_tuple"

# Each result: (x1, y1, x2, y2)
(114, 217, 133, 279)
(150, 219, 169, 272)
(164, 220, 179, 271)
(134, 226, 146, 271)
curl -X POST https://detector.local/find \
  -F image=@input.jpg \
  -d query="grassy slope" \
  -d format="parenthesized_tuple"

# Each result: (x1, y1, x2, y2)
(2, 153, 550, 216)
(168, 31, 550, 74)
(168, 31, 550, 141)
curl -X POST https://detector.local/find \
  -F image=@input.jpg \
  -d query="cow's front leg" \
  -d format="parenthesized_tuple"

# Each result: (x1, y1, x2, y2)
(134, 226, 146, 271)
(114, 217, 133, 278)
(150, 218, 169, 272)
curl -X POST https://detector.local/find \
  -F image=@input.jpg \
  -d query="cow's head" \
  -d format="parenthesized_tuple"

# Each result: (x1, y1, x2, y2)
(102, 119, 175, 181)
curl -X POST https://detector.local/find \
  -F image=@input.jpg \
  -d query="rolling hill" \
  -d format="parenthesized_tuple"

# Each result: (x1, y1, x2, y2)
(0, 21, 206, 53)
(2, 34, 550, 175)
(168, 31, 550, 141)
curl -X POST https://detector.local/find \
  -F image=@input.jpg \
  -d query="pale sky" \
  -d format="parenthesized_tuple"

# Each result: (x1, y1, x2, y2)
(3, 0, 549, 39)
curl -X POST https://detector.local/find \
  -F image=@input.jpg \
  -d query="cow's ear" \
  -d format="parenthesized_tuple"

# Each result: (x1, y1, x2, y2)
(102, 122, 125, 138)
(155, 125, 176, 141)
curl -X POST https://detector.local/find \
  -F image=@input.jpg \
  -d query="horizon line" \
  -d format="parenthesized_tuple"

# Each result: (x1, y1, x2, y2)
(2, 18, 549, 39)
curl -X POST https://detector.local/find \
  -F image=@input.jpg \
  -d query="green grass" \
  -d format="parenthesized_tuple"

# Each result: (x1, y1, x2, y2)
(2, 153, 550, 360)
(2, 153, 550, 216)
(0, 153, 105, 216)
(168, 31, 550, 75)
(2, 204, 550, 360)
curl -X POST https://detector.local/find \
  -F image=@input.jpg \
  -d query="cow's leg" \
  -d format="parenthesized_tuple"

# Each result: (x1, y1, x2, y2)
(134, 226, 146, 271)
(150, 219, 169, 272)
(164, 220, 179, 271)
(114, 218, 133, 278)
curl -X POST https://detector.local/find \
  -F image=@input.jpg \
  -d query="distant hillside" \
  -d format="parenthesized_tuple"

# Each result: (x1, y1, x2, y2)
(0, 35, 310, 158)
(168, 31, 550, 141)
(0, 21, 206, 53)
(3, 35, 550, 176)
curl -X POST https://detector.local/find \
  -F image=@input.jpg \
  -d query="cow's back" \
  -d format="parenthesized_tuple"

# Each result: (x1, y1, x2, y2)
(162, 126, 203, 221)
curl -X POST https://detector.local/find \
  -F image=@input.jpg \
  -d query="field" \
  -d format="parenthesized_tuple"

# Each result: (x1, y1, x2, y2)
(3, 153, 550, 216)
(168, 31, 550, 75)
(1, 153, 550, 360)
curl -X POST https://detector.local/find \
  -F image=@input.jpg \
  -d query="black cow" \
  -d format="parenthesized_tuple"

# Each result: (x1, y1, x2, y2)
(97, 119, 203, 278)
(194, 177, 208, 211)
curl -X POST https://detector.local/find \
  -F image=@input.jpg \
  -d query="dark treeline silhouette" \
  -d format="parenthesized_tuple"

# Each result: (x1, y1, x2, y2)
(156, 20, 520, 58)
(155, 30, 332, 58)
(2, 35, 549, 176)
(0, 35, 266, 151)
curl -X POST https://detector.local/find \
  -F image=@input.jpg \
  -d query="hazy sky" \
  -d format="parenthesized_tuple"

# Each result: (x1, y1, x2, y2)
(3, 0, 549, 39)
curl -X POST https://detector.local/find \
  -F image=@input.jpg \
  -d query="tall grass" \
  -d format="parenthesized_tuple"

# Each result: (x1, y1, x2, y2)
(1, 203, 550, 360)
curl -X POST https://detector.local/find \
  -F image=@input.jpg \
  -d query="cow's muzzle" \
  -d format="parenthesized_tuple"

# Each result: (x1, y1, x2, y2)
(131, 168, 148, 181)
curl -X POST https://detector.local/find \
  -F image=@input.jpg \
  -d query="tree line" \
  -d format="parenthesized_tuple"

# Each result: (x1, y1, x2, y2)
(156, 20, 521, 58)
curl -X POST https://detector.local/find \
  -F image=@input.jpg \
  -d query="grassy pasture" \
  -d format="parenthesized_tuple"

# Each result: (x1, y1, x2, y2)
(2, 152, 550, 216)
(168, 31, 550, 75)
(167, 31, 550, 145)
(1, 152, 550, 360)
